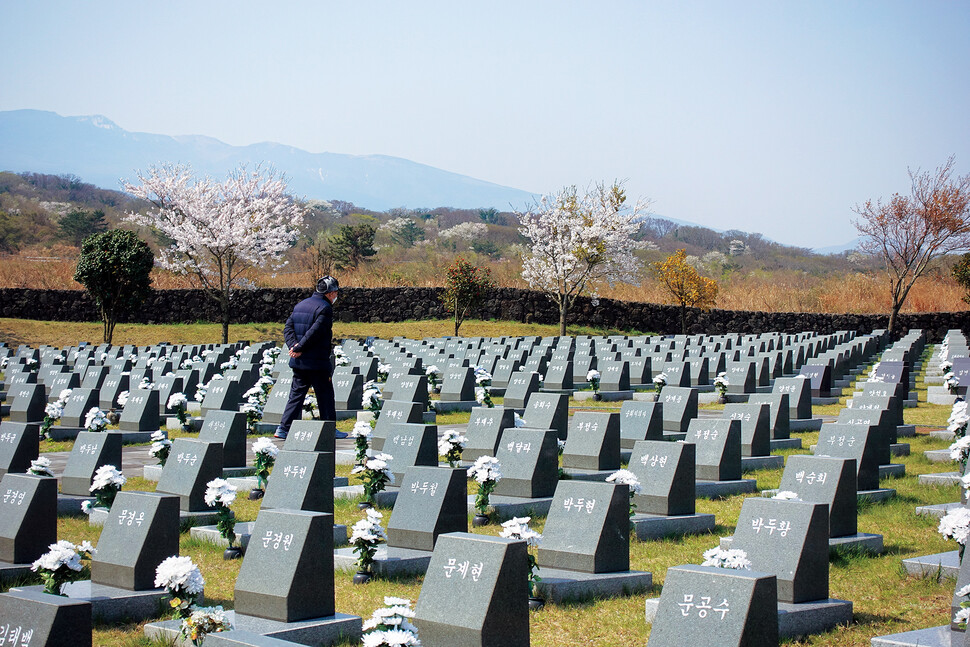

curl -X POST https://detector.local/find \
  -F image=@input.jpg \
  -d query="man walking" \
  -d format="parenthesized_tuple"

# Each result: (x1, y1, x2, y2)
(274, 275, 347, 439)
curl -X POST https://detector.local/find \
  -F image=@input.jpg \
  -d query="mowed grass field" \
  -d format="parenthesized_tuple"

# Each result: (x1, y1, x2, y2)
(0, 319, 964, 647)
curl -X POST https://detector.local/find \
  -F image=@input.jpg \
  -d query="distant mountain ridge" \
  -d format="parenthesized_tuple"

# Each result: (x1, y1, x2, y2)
(0, 109, 539, 212)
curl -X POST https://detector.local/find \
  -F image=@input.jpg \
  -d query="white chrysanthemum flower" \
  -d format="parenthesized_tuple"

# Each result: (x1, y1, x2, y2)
(352, 420, 373, 438)
(155, 555, 205, 594)
(950, 436, 970, 462)
(204, 478, 237, 507)
(958, 583, 970, 598)
(437, 429, 467, 456)
(28, 457, 54, 477)
(499, 516, 543, 547)
(90, 465, 125, 492)
(773, 490, 801, 501)
(606, 469, 642, 495)
(467, 456, 502, 484)
(252, 436, 279, 458)
(701, 546, 752, 570)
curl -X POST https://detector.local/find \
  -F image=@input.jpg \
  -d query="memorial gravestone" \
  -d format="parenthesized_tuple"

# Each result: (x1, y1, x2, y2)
(155, 375, 184, 416)
(561, 411, 621, 472)
(492, 428, 559, 499)
(282, 420, 336, 454)
(413, 533, 529, 647)
(688, 418, 742, 482)
(543, 361, 574, 391)
(8, 384, 46, 423)
(538, 480, 630, 573)
(778, 455, 858, 539)
(0, 474, 57, 569)
(262, 450, 335, 514)
(502, 371, 540, 409)
(387, 466, 467, 551)
(619, 401, 664, 449)
(721, 403, 771, 457)
(0, 423, 39, 478)
(118, 389, 160, 432)
(197, 411, 248, 468)
(58, 388, 100, 428)
(383, 423, 439, 484)
(155, 439, 224, 511)
(439, 367, 476, 403)
(724, 361, 757, 394)
(99, 374, 129, 410)
(463, 406, 515, 462)
(60, 431, 123, 496)
(260, 376, 293, 426)
(372, 401, 425, 451)
(332, 373, 363, 413)
(659, 386, 698, 434)
(628, 440, 695, 516)
(814, 424, 882, 491)
(521, 392, 569, 440)
(201, 379, 241, 417)
(747, 393, 791, 441)
(773, 377, 813, 421)
(799, 364, 833, 398)
(0, 590, 92, 647)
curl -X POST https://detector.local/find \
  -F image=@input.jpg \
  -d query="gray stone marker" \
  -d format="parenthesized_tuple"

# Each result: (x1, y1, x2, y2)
(659, 386, 698, 433)
(262, 450, 335, 514)
(836, 409, 894, 463)
(562, 411, 620, 471)
(92, 491, 181, 590)
(60, 431, 123, 496)
(721, 403, 770, 457)
(386, 373, 429, 408)
(118, 389, 160, 432)
(628, 440, 695, 516)
(814, 424, 881, 491)
(647, 565, 778, 647)
(747, 393, 791, 440)
(502, 371, 540, 409)
(687, 419, 742, 481)
(59, 388, 100, 428)
(538, 480, 629, 573)
(543, 361, 574, 391)
(99, 374, 129, 410)
(463, 406, 515, 462)
(0, 423, 40, 478)
(387, 466, 468, 551)
(628, 356, 652, 386)
(619, 401, 664, 449)
(282, 420, 336, 454)
(0, 473, 57, 565)
(799, 364, 832, 398)
(201, 379, 242, 416)
(156, 439, 224, 511)
(732, 497, 829, 603)
(492, 428, 559, 499)
(383, 423, 439, 484)
(413, 532, 529, 647)
(662, 362, 691, 388)
(234, 509, 335, 622)
(440, 367, 476, 402)
(773, 377, 813, 420)
(80, 365, 109, 391)
(491, 360, 518, 388)
(261, 376, 293, 426)
(332, 373, 363, 412)
(372, 401, 425, 451)
(198, 410, 248, 468)
(47, 372, 80, 397)
(0, 589, 92, 647)
(599, 360, 631, 392)
(155, 375, 184, 415)
(725, 361, 757, 394)
(8, 384, 46, 423)
(521, 392, 569, 440)
(778, 455, 858, 538)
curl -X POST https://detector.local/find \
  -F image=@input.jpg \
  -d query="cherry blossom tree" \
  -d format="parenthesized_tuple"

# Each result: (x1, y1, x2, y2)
(124, 163, 304, 342)
(516, 181, 647, 335)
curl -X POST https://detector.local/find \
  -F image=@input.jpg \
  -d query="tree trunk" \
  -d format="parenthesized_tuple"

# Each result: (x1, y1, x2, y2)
(559, 303, 567, 337)
(680, 304, 687, 335)
(888, 301, 901, 336)
(454, 311, 460, 337)
(221, 291, 231, 344)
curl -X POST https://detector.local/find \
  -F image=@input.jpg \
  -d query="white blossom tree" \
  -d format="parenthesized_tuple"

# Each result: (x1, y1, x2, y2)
(124, 163, 305, 343)
(516, 181, 646, 335)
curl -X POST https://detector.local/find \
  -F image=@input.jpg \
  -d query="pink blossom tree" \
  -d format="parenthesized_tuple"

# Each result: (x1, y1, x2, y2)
(124, 163, 304, 342)
(516, 181, 647, 335)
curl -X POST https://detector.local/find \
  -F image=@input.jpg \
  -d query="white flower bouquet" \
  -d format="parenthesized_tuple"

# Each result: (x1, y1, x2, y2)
(155, 555, 205, 619)
(350, 508, 387, 575)
(475, 385, 494, 408)
(950, 436, 970, 468)
(939, 507, 970, 551)
(150, 430, 173, 466)
(180, 605, 232, 646)
(653, 372, 667, 393)
(167, 392, 190, 427)
(363, 382, 382, 418)
(377, 362, 391, 382)
(713, 372, 729, 397)
(772, 490, 801, 501)
(468, 456, 502, 517)
(946, 372, 961, 395)
(362, 597, 421, 647)
(205, 478, 238, 548)
(425, 365, 440, 392)
(351, 420, 373, 466)
(438, 429, 467, 468)
(31, 540, 96, 595)
(473, 366, 492, 387)
(251, 437, 279, 491)
(89, 464, 125, 510)
(955, 583, 970, 629)
(303, 393, 318, 418)
(701, 547, 752, 570)
(84, 407, 109, 432)
(41, 389, 72, 439)
(606, 469, 642, 519)
(500, 516, 542, 597)
(352, 452, 395, 507)
(28, 456, 54, 477)
(949, 400, 970, 437)
(586, 369, 601, 394)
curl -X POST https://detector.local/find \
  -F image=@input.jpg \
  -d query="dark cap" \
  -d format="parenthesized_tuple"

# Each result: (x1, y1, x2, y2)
(315, 275, 340, 294)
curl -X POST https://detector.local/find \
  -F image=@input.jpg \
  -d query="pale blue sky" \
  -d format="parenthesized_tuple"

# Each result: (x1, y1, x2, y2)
(2, 1, 968, 248)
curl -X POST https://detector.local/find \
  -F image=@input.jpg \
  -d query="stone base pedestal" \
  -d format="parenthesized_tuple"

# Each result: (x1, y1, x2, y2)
(333, 485, 397, 507)
(533, 567, 651, 603)
(632, 391, 659, 402)
(190, 521, 348, 549)
(56, 494, 94, 516)
(47, 426, 83, 441)
(662, 432, 688, 441)
(897, 425, 916, 437)
(791, 419, 824, 432)
(695, 478, 758, 499)
(812, 396, 841, 406)
(145, 611, 362, 647)
(859, 488, 896, 503)
(333, 546, 432, 577)
(879, 463, 906, 479)
(573, 390, 633, 402)
(770, 438, 803, 451)
(465, 494, 553, 520)
(631, 513, 716, 540)
(891, 443, 911, 457)
(926, 449, 955, 464)
(902, 551, 960, 579)
(13, 581, 171, 624)
(928, 387, 959, 405)
(143, 464, 257, 482)
(829, 532, 884, 554)
(871, 624, 961, 647)
(0, 560, 34, 583)
(561, 468, 616, 482)
(432, 400, 477, 413)
(165, 417, 202, 431)
(226, 475, 348, 492)
(915, 502, 963, 518)
(740, 455, 784, 472)
(919, 472, 961, 486)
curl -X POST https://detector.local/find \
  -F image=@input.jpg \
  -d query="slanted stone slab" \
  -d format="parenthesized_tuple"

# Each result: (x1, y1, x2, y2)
(383, 423, 438, 484)
(492, 428, 559, 499)
(92, 491, 180, 590)
(774, 377, 813, 420)
(145, 611, 361, 646)
(261, 376, 293, 426)
(440, 367, 476, 402)
(543, 361, 574, 391)
(815, 425, 881, 491)
(387, 466, 467, 552)
(619, 401, 664, 450)
(732, 498, 830, 603)
(688, 419, 742, 482)
(118, 389, 160, 432)
(722, 403, 771, 457)
(538, 480, 630, 574)
(99, 374, 129, 410)
(521, 392, 569, 440)
(629, 440, 696, 516)
(234, 509, 335, 623)
(0, 588, 92, 647)
(463, 406, 515, 462)
(0, 422, 39, 478)
(0, 474, 57, 567)
(659, 386, 698, 433)
(779, 455, 858, 538)
(386, 373, 429, 408)
(60, 431, 123, 496)
(646, 565, 778, 647)
(262, 450, 335, 514)
(7, 384, 46, 423)
(156, 439, 224, 511)
(502, 371, 540, 409)
(283, 420, 336, 454)
(201, 378, 242, 417)
(332, 373, 364, 413)
(414, 532, 529, 647)
(562, 411, 620, 471)
(371, 401, 425, 451)
(59, 388, 101, 428)
(916, 502, 964, 518)
(198, 411, 248, 468)
(870, 625, 958, 647)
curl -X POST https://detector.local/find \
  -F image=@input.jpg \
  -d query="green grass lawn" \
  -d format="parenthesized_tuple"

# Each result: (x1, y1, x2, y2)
(1, 322, 963, 646)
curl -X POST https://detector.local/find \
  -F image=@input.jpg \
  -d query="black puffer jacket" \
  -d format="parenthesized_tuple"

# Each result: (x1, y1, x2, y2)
(283, 293, 333, 371)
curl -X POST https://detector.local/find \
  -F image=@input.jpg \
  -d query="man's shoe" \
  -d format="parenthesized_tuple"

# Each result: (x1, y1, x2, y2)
(273, 428, 288, 440)
(334, 431, 349, 439)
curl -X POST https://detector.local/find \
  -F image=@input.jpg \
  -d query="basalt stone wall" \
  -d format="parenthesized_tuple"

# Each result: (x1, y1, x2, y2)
(1, 287, 969, 342)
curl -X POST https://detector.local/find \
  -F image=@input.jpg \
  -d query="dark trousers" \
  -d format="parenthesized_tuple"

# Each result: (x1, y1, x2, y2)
(279, 367, 336, 432)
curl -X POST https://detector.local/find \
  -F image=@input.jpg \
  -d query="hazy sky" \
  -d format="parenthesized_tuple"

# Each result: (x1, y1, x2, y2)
(2, 1, 968, 248)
